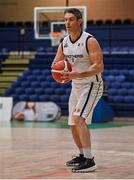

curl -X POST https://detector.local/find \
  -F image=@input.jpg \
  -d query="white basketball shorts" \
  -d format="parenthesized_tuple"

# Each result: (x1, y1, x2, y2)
(68, 81, 103, 125)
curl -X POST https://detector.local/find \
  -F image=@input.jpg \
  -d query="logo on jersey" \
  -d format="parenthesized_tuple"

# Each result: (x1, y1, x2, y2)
(66, 54, 83, 59)
(65, 54, 83, 64)
(64, 43, 68, 48)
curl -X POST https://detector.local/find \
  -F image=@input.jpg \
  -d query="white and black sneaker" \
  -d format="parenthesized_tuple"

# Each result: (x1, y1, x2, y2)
(72, 157, 97, 173)
(66, 154, 85, 167)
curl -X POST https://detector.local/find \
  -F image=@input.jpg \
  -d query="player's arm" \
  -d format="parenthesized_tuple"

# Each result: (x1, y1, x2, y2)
(62, 37, 103, 80)
(80, 37, 104, 77)
(51, 44, 65, 68)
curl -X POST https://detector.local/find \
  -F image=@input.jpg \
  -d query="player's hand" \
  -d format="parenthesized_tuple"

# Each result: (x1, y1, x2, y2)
(51, 62, 56, 69)
(62, 71, 80, 80)
(61, 72, 71, 81)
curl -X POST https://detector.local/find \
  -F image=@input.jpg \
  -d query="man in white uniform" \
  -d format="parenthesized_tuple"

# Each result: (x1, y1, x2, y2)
(52, 8, 104, 173)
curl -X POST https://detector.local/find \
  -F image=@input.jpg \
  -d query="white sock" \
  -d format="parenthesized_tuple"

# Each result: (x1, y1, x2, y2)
(83, 147, 92, 159)
(79, 148, 84, 155)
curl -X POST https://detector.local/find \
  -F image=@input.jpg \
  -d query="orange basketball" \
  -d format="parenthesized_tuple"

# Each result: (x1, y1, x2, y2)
(51, 60, 72, 83)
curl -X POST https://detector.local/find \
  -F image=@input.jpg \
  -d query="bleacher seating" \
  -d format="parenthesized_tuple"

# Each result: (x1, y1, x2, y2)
(0, 20, 134, 116)
(0, 20, 134, 53)
(2, 52, 133, 116)
(3, 54, 71, 114)
(103, 54, 134, 116)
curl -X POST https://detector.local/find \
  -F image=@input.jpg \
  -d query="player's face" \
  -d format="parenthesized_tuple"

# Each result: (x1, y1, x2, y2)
(64, 13, 81, 33)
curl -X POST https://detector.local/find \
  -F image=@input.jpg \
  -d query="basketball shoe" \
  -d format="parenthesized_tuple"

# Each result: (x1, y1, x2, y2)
(66, 154, 85, 167)
(72, 157, 97, 173)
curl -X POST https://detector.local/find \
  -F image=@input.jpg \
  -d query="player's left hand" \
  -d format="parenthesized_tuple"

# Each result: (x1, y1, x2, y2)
(62, 71, 80, 80)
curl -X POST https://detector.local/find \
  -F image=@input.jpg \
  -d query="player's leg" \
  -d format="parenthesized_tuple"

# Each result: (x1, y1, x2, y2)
(66, 125, 86, 166)
(68, 90, 82, 148)
(66, 90, 85, 166)
(73, 116, 91, 148)
(70, 125, 83, 151)
(71, 115, 96, 173)
(71, 81, 103, 172)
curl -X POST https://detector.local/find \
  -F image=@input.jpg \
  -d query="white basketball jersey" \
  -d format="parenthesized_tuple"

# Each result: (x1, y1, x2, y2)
(62, 31, 102, 84)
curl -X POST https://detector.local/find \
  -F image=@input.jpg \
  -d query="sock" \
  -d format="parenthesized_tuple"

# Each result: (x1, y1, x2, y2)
(79, 148, 84, 155)
(83, 147, 92, 159)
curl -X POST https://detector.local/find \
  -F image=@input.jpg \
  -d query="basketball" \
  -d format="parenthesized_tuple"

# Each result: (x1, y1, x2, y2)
(51, 60, 72, 83)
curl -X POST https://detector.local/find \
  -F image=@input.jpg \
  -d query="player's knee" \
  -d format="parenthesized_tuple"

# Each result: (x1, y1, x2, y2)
(73, 115, 86, 126)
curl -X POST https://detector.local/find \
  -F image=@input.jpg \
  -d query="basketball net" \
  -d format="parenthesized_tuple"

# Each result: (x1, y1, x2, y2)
(49, 32, 64, 47)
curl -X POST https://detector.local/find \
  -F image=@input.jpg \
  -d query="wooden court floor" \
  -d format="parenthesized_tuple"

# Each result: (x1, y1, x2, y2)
(0, 121, 134, 179)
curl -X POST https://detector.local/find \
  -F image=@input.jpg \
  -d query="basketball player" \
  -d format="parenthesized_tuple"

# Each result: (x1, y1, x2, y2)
(51, 8, 104, 173)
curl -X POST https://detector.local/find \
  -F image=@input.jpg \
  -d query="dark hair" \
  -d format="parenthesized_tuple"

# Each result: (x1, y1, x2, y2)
(25, 102, 36, 113)
(64, 8, 82, 20)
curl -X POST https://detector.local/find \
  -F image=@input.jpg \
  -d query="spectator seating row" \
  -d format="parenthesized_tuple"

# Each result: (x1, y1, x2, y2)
(0, 22, 134, 52)
(0, 19, 133, 27)
(3, 53, 134, 116)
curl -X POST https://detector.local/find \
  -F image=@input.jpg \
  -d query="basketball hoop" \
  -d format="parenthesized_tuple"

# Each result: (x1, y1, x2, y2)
(49, 32, 63, 47)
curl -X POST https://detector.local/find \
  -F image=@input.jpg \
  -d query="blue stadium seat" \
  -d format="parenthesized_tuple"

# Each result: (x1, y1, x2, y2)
(32, 69, 41, 75)
(45, 47, 57, 53)
(105, 75, 115, 82)
(25, 88, 35, 94)
(103, 69, 109, 76)
(105, 81, 111, 88)
(4, 88, 14, 95)
(132, 83, 134, 88)
(66, 88, 71, 94)
(50, 95, 60, 103)
(108, 88, 117, 96)
(17, 76, 27, 82)
(102, 47, 110, 54)
(129, 70, 134, 77)
(60, 95, 69, 102)
(111, 82, 121, 88)
(40, 81, 50, 88)
(46, 75, 54, 82)
(113, 95, 124, 103)
(36, 75, 46, 81)
(124, 96, 134, 103)
(108, 95, 114, 102)
(42, 69, 51, 76)
(55, 88, 65, 95)
(21, 81, 30, 88)
(29, 95, 39, 101)
(11, 81, 21, 89)
(15, 87, 25, 94)
(34, 88, 44, 95)
(36, 47, 46, 53)
(50, 82, 59, 88)
(12, 94, 19, 101)
(118, 88, 128, 96)
(128, 89, 134, 96)
(62, 83, 71, 88)
(39, 94, 50, 101)
(115, 75, 125, 82)
(27, 75, 36, 81)
(44, 88, 54, 95)
(129, 47, 134, 54)
(23, 70, 31, 76)
(30, 81, 41, 88)
(119, 69, 129, 76)
(19, 94, 29, 101)
(121, 82, 132, 89)
(110, 69, 119, 75)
